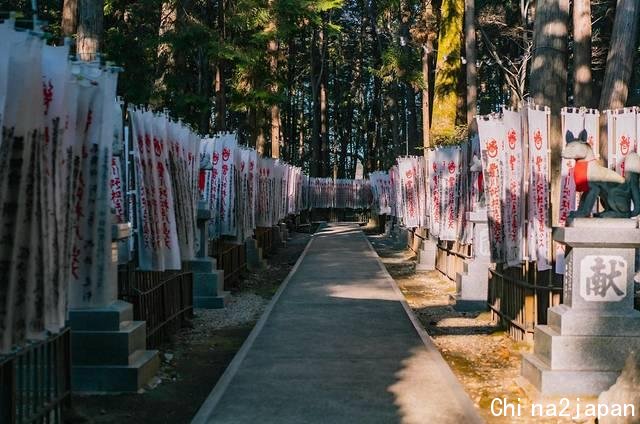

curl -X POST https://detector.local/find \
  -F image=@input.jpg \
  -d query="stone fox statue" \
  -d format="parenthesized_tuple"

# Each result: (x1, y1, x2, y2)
(561, 141, 640, 218)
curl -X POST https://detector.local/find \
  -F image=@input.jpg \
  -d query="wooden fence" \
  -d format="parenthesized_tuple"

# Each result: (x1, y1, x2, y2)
(308, 208, 370, 223)
(254, 227, 275, 256)
(435, 240, 472, 282)
(0, 329, 71, 424)
(488, 265, 563, 341)
(118, 263, 194, 348)
(408, 227, 563, 342)
(210, 240, 247, 291)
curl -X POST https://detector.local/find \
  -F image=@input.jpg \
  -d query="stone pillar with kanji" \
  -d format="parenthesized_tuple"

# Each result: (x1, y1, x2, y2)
(521, 218, 640, 396)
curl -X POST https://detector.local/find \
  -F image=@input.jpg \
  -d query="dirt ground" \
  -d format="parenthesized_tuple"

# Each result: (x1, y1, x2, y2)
(368, 232, 596, 424)
(69, 231, 311, 424)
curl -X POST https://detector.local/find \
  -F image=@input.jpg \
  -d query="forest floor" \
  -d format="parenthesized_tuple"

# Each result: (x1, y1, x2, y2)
(368, 232, 596, 424)
(68, 231, 311, 424)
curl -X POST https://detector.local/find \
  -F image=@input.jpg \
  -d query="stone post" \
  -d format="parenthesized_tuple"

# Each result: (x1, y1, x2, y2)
(188, 201, 228, 309)
(69, 223, 159, 393)
(521, 218, 640, 396)
(453, 210, 490, 311)
(415, 231, 437, 271)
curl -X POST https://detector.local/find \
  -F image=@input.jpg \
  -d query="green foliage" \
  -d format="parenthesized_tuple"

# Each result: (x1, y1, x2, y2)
(432, 125, 468, 146)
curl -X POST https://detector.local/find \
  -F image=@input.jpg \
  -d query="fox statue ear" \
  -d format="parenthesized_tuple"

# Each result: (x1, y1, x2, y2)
(578, 129, 588, 143)
(565, 130, 576, 144)
(565, 129, 588, 144)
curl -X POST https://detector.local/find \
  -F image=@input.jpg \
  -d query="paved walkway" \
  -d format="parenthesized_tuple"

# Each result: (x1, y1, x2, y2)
(193, 224, 483, 424)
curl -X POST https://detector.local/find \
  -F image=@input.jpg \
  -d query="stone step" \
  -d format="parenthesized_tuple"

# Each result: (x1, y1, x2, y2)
(547, 304, 640, 336)
(71, 321, 147, 366)
(67, 301, 133, 332)
(72, 349, 160, 394)
(521, 352, 620, 396)
(194, 292, 230, 309)
(534, 325, 640, 371)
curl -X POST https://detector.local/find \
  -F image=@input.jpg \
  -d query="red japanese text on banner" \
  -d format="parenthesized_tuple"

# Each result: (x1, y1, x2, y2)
(502, 109, 524, 267)
(438, 147, 461, 241)
(476, 115, 505, 263)
(526, 106, 552, 271)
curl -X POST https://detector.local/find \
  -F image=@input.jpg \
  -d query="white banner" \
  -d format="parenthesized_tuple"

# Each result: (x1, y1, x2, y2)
(502, 109, 524, 267)
(607, 107, 637, 176)
(438, 147, 461, 241)
(428, 150, 442, 237)
(414, 156, 428, 227)
(477, 115, 505, 262)
(389, 166, 402, 218)
(398, 157, 420, 227)
(527, 106, 552, 271)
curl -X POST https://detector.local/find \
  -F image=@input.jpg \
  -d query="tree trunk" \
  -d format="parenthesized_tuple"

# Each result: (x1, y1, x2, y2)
(255, 109, 267, 157)
(61, 0, 78, 37)
(267, 0, 281, 159)
(387, 90, 401, 155)
(215, 0, 227, 132)
(398, 0, 418, 154)
(320, 74, 329, 176)
(573, 0, 593, 108)
(465, 0, 477, 137)
(215, 65, 226, 132)
(77, 0, 104, 61)
(598, 0, 640, 161)
(431, 0, 464, 142)
(271, 103, 281, 159)
(320, 24, 330, 177)
(285, 35, 297, 163)
(421, 42, 432, 153)
(310, 28, 322, 177)
(154, 1, 177, 105)
(530, 0, 569, 226)
(368, 0, 383, 170)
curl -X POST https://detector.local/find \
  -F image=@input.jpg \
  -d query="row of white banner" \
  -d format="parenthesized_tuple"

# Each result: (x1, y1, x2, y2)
(306, 178, 371, 210)
(368, 105, 637, 272)
(129, 128, 374, 272)
(0, 23, 120, 352)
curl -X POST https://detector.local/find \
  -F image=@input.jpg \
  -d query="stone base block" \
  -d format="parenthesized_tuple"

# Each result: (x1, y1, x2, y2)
(71, 321, 147, 366)
(192, 265, 228, 310)
(547, 304, 640, 337)
(453, 262, 490, 308)
(68, 300, 133, 332)
(192, 270, 224, 297)
(72, 350, 160, 393)
(194, 294, 230, 309)
(533, 325, 640, 371)
(272, 225, 283, 247)
(245, 239, 266, 271)
(69, 302, 159, 393)
(415, 241, 437, 271)
(521, 353, 620, 396)
(189, 257, 218, 274)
